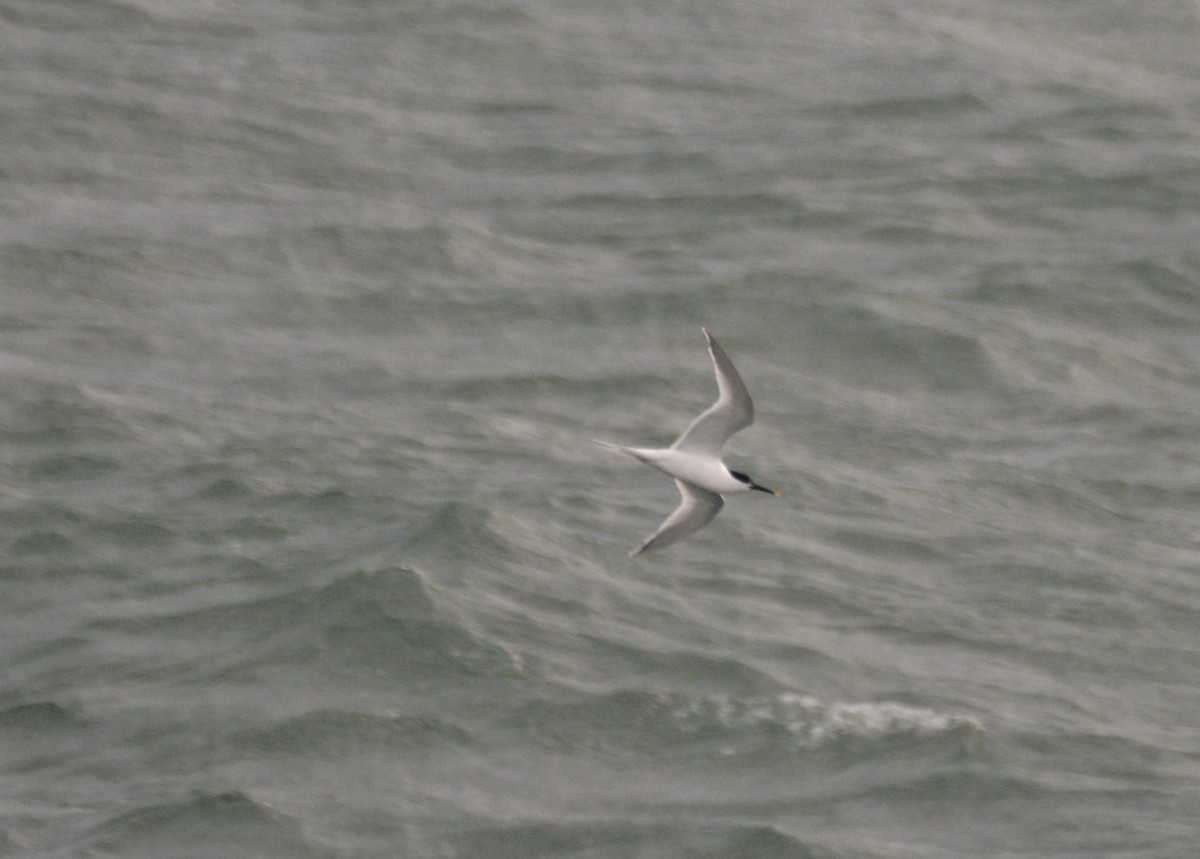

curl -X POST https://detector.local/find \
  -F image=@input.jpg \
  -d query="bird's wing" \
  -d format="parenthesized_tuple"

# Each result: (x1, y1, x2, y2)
(670, 328, 755, 456)
(630, 480, 724, 557)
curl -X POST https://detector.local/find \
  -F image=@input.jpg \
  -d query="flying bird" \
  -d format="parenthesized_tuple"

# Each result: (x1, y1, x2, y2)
(598, 328, 778, 556)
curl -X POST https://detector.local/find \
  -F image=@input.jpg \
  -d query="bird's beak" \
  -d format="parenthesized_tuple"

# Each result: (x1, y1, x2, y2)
(751, 483, 780, 496)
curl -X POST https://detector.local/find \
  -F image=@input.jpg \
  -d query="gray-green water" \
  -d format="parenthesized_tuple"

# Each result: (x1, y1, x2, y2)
(4, 1, 1200, 856)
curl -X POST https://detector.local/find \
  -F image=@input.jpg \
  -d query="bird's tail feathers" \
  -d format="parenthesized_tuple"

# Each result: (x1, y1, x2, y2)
(591, 439, 637, 457)
(591, 440, 662, 466)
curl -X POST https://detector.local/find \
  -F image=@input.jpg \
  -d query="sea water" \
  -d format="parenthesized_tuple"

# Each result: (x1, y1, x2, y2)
(3, 1, 1200, 856)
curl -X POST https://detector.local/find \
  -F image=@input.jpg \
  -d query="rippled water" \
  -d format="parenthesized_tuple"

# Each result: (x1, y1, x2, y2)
(4, 0, 1200, 856)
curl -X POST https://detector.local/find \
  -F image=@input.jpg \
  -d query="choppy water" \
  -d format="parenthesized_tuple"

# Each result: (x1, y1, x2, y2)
(4, 0, 1200, 856)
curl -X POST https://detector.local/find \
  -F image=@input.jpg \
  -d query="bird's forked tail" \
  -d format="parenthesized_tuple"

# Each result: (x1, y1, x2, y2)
(591, 439, 655, 463)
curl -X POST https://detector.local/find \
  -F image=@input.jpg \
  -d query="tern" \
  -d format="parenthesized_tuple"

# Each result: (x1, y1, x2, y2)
(598, 328, 779, 556)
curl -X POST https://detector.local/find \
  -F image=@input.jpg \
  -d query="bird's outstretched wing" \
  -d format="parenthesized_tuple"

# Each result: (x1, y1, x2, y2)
(670, 329, 755, 456)
(630, 479, 724, 557)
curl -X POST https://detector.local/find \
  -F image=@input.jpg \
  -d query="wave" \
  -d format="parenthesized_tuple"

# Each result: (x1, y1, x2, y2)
(81, 565, 523, 689)
(510, 688, 980, 761)
(425, 818, 820, 859)
(68, 791, 324, 859)
(240, 707, 473, 758)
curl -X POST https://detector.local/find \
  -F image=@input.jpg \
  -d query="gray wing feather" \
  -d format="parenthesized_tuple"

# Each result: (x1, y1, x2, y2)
(670, 329, 755, 455)
(630, 480, 724, 556)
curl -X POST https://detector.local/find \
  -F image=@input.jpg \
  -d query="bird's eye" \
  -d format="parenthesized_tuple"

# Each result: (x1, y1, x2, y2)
(729, 470, 752, 484)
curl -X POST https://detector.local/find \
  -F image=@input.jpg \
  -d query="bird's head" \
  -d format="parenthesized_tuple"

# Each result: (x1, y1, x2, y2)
(730, 470, 780, 496)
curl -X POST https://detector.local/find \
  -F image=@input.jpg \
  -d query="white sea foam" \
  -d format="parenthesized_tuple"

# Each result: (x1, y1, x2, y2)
(673, 692, 981, 749)
(802, 696, 982, 744)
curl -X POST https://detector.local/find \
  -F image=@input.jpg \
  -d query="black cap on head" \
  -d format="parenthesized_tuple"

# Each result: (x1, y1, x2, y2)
(731, 470, 779, 496)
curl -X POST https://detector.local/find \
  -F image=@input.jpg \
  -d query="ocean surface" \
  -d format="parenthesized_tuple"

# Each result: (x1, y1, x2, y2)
(4, 0, 1200, 856)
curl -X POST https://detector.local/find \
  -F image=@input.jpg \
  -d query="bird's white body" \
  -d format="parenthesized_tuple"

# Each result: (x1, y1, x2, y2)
(598, 328, 778, 556)
(606, 446, 755, 495)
